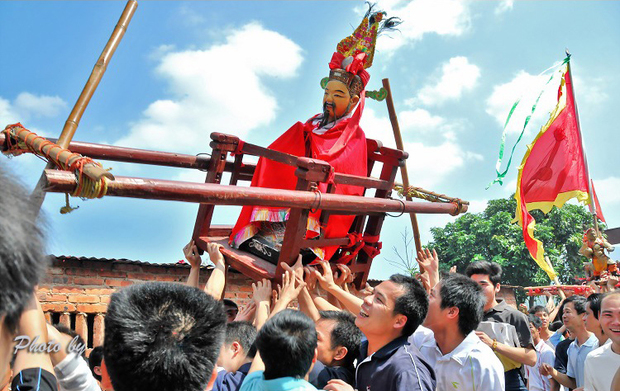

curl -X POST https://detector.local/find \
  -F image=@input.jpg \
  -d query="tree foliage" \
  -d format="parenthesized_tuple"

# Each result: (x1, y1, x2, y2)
(427, 196, 595, 288)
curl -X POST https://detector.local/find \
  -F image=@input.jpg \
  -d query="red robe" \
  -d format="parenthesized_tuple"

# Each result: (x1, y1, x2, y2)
(230, 105, 367, 261)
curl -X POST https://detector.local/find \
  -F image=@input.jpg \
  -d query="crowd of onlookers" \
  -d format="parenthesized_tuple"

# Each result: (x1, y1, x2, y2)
(1, 162, 619, 391)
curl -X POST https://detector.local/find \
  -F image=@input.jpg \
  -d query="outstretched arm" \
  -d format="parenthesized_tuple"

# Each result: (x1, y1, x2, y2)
(204, 243, 226, 300)
(184, 240, 202, 288)
(314, 260, 363, 314)
(12, 293, 55, 375)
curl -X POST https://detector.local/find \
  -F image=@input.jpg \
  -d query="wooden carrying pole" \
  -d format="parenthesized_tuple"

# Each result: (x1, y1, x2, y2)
(4, 126, 113, 182)
(30, 0, 138, 210)
(43, 170, 468, 216)
(382, 78, 422, 253)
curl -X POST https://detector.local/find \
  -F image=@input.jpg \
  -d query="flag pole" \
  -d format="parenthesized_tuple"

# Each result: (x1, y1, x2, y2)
(564, 50, 600, 236)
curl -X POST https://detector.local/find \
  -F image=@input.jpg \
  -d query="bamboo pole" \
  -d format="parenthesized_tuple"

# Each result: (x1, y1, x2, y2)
(382, 78, 422, 254)
(30, 0, 138, 211)
(43, 170, 468, 216)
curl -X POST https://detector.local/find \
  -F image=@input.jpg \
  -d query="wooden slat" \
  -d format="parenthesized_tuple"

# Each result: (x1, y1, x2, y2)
(196, 236, 276, 281)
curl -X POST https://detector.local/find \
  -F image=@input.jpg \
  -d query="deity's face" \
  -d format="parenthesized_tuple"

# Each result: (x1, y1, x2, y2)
(323, 80, 359, 123)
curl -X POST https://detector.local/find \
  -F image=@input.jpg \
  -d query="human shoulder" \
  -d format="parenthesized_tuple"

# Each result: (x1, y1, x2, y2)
(239, 371, 263, 391)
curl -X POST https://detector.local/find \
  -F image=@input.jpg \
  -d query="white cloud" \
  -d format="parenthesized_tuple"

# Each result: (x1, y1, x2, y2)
(0, 93, 67, 125)
(404, 139, 473, 188)
(467, 199, 489, 214)
(486, 69, 563, 136)
(399, 109, 445, 133)
(415, 56, 480, 106)
(595, 176, 620, 205)
(495, 0, 514, 15)
(360, 107, 479, 189)
(116, 23, 303, 153)
(356, 0, 471, 54)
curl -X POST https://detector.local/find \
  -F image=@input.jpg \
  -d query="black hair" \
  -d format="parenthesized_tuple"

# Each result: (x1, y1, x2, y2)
(438, 274, 485, 336)
(564, 295, 587, 315)
(104, 282, 226, 391)
(318, 310, 362, 368)
(586, 293, 603, 320)
(0, 163, 48, 333)
(465, 261, 502, 286)
(223, 299, 238, 309)
(53, 324, 86, 358)
(255, 309, 317, 380)
(549, 320, 563, 332)
(388, 274, 429, 337)
(529, 314, 543, 329)
(224, 321, 257, 358)
(88, 346, 104, 381)
(529, 305, 549, 315)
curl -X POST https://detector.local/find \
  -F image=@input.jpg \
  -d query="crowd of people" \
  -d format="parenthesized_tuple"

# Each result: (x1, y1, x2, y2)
(1, 164, 620, 391)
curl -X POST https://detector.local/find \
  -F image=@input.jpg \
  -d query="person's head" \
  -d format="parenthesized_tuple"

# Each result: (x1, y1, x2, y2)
(529, 314, 543, 343)
(562, 295, 587, 332)
(88, 346, 104, 382)
(104, 282, 226, 391)
(424, 274, 484, 338)
(465, 261, 502, 310)
(316, 311, 362, 368)
(549, 320, 564, 332)
(53, 324, 87, 358)
(217, 321, 257, 372)
(255, 309, 317, 380)
(322, 80, 360, 124)
(599, 291, 620, 346)
(223, 299, 239, 323)
(529, 305, 550, 329)
(585, 293, 604, 335)
(0, 164, 48, 389)
(356, 274, 428, 339)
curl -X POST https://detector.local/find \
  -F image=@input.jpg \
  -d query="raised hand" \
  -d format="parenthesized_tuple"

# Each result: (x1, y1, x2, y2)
(303, 266, 318, 292)
(313, 260, 337, 291)
(234, 302, 257, 322)
(416, 248, 439, 275)
(253, 279, 272, 306)
(206, 242, 225, 268)
(183, 240, 202, 268)
(277, 269, 305, 306)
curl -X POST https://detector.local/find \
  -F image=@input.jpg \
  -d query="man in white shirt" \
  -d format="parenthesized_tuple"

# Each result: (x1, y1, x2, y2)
(423, 273, 504, 391)
(541, 295, 598, 389)
(525, 315, 555, 391)
(584, 291, 620, 391)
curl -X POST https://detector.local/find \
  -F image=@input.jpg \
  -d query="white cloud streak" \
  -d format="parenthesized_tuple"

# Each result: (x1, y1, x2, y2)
(116, 23, 303, 153)
(415, 56, 481, 106)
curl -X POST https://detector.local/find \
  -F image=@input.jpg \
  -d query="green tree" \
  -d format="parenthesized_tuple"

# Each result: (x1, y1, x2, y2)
(427, 196, 595, 288)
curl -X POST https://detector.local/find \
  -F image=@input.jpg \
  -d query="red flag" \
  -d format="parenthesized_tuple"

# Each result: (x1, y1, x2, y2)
(591, 180, 606, 223)
(514, 61, 591, 280)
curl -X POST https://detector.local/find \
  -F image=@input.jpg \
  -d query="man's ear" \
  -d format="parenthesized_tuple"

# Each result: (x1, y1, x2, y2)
(393, 314, 408, 331)
(333, 346, 348, 362)
(94, 366, 102, 376)
(494, 283, 501, 295)
(350, 95, 360, 107)
(312, 347, 318, 364)
(231, 341, 242, 357)
(447, 307, 460, 321)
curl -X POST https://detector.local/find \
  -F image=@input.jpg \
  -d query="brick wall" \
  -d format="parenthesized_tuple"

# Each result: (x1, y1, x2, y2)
(38, 256, 256, 349)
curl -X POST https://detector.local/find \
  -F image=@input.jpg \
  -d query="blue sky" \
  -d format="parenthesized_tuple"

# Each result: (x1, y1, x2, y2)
(1, 1, 619, 280)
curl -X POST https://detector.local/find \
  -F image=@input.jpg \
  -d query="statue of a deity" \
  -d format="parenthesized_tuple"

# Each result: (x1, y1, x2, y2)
(229, 5, 400, 265)
(579, 227, 617, 278)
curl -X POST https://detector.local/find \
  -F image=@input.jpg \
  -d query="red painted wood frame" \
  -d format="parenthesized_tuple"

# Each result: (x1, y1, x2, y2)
(191, 132, 407, 289)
